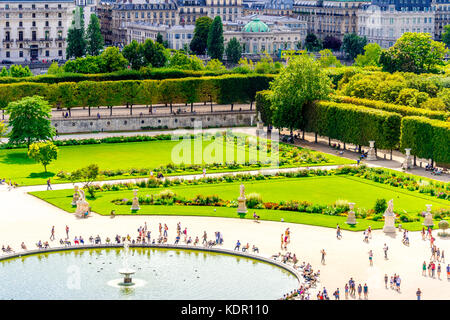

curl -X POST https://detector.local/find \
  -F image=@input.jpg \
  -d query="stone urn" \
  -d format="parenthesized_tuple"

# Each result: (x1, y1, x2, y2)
(237, 184, 247, 218)
(71, 186, 80, 206)
(366, 141, 377, 161)
(383, 199, 396, 233)
(131, 189, 140, 211)
(346, 202, 357, 225)
(403, 148, 412, 169)
(422, 204, 434, 228)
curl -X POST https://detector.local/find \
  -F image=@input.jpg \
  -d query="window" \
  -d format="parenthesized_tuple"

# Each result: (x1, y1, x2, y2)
(32, 13, 35, 18)
(6, 52, 10, 58)
(19, 51, 23, 58)
(46, 50, 50, 57)
(59, 50, 63, 56)
(19, 21, 22, 27)
(32, 21, 36, 27)
(18, 31, 23, 41)
(5, 21, 9, 27)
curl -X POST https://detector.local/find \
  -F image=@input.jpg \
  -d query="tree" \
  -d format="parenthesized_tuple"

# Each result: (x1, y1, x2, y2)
(317, 49, 342, 68)
(207, 16, 224, 60)
(156, 33, 164, 45)
(205, 58, 226, 71)
(66, 7, 86, 58)
(7, 65, 33, 77)
(304, 33, 322, 52)
(441, 24, 450, 48)
(225, 37, 242, 64)
(86, 14, 104, 56)
(342, 33, 367, 60)
(380, 32, 448, 74)
(6, 96, 55, 149)
(122, 40, 145, 70)
(98, 47, 128, 72)
(354, 43, 382, 67)
(47, 61, 64, 74)
(28, 141, 58, 172)
(71, 164, 99, 198)
(168, 52, 204, 70)
(270, 54, 332, 135)
(323, 36, 342, 51)
(142, 39, 167, 68)
(190, 16, 213, 55)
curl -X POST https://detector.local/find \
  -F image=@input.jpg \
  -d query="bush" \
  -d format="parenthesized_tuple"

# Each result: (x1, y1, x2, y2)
(374, 198, 387, 214)
(246, 193, 263, 209)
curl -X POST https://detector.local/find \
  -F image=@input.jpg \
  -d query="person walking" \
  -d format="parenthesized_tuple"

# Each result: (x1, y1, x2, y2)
(65, 225, 69, 239)
(416, 288, 422, 300)
(47, 178, 52, 191)
(344, 283, 349, 299)
(368, 250, 373, 266)
(363, 283, 368, 299)
(447, 264, 450, 280)
(384, 274, 388, 288)
(437, 263, 442, 280)
(383, 243, 388, 260)
(422, 261, 427, 276)
(357, 284, 362, 299)
(321, 249, 326, 265)
(50, 226, 55, 241)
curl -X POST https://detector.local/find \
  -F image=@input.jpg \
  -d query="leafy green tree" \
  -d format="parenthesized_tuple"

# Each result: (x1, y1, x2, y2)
(380, 32, 448, 74)
(6, 96, 55, 149)
(98, 47, 128, 73)
(8, 65, 33, 77)
(270, 54, 332, 134)
(318, 49, 342, 68)
(63, 55, 102, 73)
(342, 33, 367, 60)
(207, 16, 224, 60)
(156, 33, 164, 45)
(47, 61, 64, 74)
(354, 43, 382, 67)
(142, 39, 168, 68)
(441, 24, 450, 48)
(374, 198, 387, 214)
(190, 16, 213, 55)
(168, 52, 204, 70)
(122, 40, 145, 70)
(66, 7, 86, 58)
(71, 164, 99, 198)
(225, 37, 242, 64)
(304, 33, 322, 52)
(28, 141, 58, 172)
(86, 14, 104, 56)
(205, 58, 225, 71)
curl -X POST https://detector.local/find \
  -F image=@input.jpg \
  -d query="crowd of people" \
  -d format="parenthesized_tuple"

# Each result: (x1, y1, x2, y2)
(0, 178, 18, 190)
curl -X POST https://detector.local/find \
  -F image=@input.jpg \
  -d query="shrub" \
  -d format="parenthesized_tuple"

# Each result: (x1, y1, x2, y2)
(374, 198, 387, 214)
(246, 193, 263, 209)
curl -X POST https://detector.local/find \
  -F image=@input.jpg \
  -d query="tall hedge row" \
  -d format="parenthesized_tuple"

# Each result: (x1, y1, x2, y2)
(332, 95, 449, 121)
(0, 68, 235, 84)
(255, 90, 273, 125)
(302, 101, 402, 150)
(400, 116, 450, 164)
(0, 74, 274, 109)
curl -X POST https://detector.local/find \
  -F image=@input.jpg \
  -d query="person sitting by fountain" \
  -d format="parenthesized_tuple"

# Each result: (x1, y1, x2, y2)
(84, 210, 89, 219)
(234, 240, 241, 251)
(36, 240, 42, 249)
(174, 235, 180, 244)
(21, 242, 27, 250)
(242, 243, 250, 252)
(95, 235, 101, 244)
(6, 245, 14, 253)
(194, 236, 199, 246)
(106, 237, 111, 244)
(74, 236, 79, 245)
(44, 241, 49, 249)
(252, 245, 259, 253)
(187, 237, 192, 244)
(79, 236, 84, 245)
(271, 252, 281, 260)
(59, 238, 64, 246)
(89, 236, 94, 243)
(65, 239, 72, 246)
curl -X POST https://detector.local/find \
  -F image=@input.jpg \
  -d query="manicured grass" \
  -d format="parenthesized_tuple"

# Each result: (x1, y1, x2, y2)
(0, 137, 354, 186)
(30, 175, 449, 231)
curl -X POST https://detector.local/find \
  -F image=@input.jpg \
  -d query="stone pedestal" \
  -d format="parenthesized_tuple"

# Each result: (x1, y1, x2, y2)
(423, 204, 434, 227)
(237, 197, 247, 214)
(71, 186, 80, 206)
(366, 140, 377, 161)
(383, 199, 396, 233)
(346, 202, 357, 225)
(403, 148, 412, 169)
(131, 189, 140, 211)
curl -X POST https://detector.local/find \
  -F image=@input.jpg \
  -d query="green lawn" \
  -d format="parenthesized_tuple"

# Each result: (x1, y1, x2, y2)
(0, 138, 354, 186)
(30, 175, 449, 231)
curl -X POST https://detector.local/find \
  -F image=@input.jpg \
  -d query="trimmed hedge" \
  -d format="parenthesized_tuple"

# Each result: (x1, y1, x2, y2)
(303, 101, 401, 150)
(332, 95, 449, 121)
(400, 116, 450, 164)
(0, 68, 235, 84)
(0, 74, 274, 109)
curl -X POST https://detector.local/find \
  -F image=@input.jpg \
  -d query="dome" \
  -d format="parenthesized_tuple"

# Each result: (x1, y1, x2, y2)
(243, 18, 270, 33)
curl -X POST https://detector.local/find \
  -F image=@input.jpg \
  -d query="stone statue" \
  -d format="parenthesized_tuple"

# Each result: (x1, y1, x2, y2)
(131, 189, 140, 211)
(240, 184, 245, 198)
(383, 199, 396, 233)
(71, 185, 80, 206)
(75, 188, 90, 217)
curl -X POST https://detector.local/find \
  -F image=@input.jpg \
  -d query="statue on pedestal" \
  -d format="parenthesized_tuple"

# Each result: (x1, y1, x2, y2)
(423, 204, 434, 227)
(346, 202, 357, 225)
(75, 188, 90, 217)
(383, 199, 396, 233)
(131, 189, 140, 211)
(71, 186, 80, 206)
(366, 141, 377, 161)
(237, 184, 247, 216)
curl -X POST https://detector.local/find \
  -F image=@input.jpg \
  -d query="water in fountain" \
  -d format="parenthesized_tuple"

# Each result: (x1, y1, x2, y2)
(118, 240, 136, 286)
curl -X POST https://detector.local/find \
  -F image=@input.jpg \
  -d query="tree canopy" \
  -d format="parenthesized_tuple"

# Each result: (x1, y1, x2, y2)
(86, 14, 104, 56)
(207, 16, 224, 60)
(225, 37, 243, 64)
(190, 16, 213, 55)
(342, 34, 367, 60)
(66, 7, 86, 58)
(28, 141, 58, 172)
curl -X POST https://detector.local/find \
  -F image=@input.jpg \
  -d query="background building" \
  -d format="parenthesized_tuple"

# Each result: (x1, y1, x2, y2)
(0, 0, 75, 62)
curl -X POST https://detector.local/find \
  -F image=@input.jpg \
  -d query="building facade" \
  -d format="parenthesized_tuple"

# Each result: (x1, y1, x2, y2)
(293, 0, 370, 40)
(433, 0, 450, 40)
(358, 1, 435, 48)
(0, 0, 75, 62)
(97, 0, 179, 47)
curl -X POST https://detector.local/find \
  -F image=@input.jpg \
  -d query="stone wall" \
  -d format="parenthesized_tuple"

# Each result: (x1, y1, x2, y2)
(52, 111, 256, 134)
